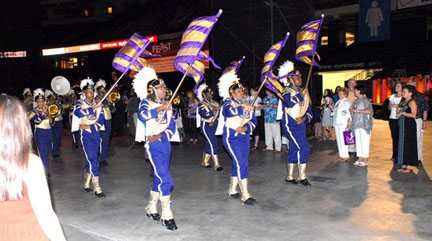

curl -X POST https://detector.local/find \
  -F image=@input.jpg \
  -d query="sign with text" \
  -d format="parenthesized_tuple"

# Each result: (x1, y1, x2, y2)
(0, 51, 27, 58)
(397, 0, 432, 9)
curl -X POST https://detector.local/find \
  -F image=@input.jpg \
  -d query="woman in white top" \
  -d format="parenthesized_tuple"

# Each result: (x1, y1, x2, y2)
(388, 82, 402, 162)
(332, 88, 351, 162)
(321, 89, 334, 140)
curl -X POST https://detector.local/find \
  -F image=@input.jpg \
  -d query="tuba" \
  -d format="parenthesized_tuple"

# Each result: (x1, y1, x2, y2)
(51, 76, 70, 96)
(165, 88, 180, 105)
(108, 91, 121, 105)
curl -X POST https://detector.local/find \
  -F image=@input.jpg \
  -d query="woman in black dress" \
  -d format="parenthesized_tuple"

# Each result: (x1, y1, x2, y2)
(396, 85, 418, 172)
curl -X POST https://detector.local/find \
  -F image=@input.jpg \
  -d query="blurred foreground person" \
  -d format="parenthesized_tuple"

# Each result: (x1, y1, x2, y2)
(0, 95, 66, 241)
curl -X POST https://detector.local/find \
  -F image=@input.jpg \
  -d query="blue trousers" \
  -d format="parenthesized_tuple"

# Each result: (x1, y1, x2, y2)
(201, 122, 219, 155)
(35, 128, 52, 173)
(80, 130, 101, 176)
(99, 119, 111, 161)
(223, 128, 250, 180)
(145, 140, 173, 196)
(283, 123, 310, 164)
(51, 120, 63, 156)
(72, 131, 80, 148)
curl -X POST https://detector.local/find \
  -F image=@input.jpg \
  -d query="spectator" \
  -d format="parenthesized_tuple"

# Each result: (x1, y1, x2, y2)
(346, 79, 358, 153)
(388, 82, 403, 162)
(321, 89, 334, 140)
(185, 90, 199, 144)
(332, 88, 351, 162)
(0, 95, 66, 241)
(396, 85, 419, 172)
(406, 79, 429, 163)
(126, 88, 139, 138)
(312, 105, 322, 140)
(333, 86, 341, 103)
(263, 89, 281, 152)
(349, 85, 373, 167)
(247, 88, 264, 150)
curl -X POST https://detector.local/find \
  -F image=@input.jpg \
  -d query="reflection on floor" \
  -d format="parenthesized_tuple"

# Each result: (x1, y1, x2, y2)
(47, 120, 432, 241)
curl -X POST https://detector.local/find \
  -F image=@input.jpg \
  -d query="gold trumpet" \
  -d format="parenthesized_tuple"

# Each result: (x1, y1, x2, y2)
(48, 104, 61, 118)
(165, 89, 180, 105)
(108, 91, 121, 105)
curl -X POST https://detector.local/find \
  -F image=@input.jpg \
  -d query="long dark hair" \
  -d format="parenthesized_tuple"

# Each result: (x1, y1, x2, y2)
(0, 95, 32, 201)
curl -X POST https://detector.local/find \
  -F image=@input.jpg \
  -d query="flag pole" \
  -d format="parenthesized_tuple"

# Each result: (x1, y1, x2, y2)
(151, 64, 193, 135)
(98, 72, 127, 104)
(304, 54, 316, 90)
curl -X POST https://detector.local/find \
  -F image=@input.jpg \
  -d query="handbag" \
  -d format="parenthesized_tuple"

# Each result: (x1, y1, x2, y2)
(343, 129, 355, 145)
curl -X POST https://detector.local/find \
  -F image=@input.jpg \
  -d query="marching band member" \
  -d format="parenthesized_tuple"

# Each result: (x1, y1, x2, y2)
(218, 72, 257, 205)
(22, 88, 34, 112)
(28, 88, 53, 174)
(197, 83, 223, 171)
(45, 90, 63, 158)
(73, 78, 105, 198)
(68, 89, 80, 149)
(279, 61, 313, 186)
(133, 67, 178, 230)
(95, 79, 112, 167)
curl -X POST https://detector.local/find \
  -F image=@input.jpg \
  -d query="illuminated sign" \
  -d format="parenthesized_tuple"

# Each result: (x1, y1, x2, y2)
(0, 51, 27, 58)
(42, 35, 158, 56)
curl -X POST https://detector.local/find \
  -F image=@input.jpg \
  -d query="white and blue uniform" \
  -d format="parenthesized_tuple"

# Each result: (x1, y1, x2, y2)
(222, 98, 257, 180)
(138, 99, 176, 196)
(198, 100, 219, 156)
(50, 103, 63, 157)
(69, 102, 80, 148)
(281, 86, 312, 165)
(99, 100, 112, 163)
(74, 99, 105, 177)
(29, 108, 52, 173)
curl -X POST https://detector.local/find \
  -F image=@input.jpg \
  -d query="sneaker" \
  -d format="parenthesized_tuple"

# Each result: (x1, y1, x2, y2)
(353, 161, 360, 166)
(358, 161, 368, 167)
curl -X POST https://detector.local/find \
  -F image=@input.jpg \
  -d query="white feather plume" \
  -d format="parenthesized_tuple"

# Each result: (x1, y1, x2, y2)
(133, 66, 158, 100)
(278, 60, 294, 87)
(218, 71, 239, 100)
(95, 79, 107, 90)
(80, 77, 95, 91)
(196, 83, 208, 102)
(68, 89, 75, 95)
(44, 89, 54, 99)
(33, 88, 44, 100)
(23, 88, 31, 96)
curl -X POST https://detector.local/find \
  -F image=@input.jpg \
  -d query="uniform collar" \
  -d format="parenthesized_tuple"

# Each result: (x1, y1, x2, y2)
(230, 98, 241, 105)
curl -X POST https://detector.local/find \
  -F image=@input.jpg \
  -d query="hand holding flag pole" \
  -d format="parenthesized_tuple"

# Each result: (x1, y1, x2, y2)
(151, 10, 223, 135)
(238, 33, 290, 128)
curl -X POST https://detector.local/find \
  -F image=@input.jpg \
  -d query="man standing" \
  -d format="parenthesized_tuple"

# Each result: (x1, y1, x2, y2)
(134, 67, 178, 231)
(218, 71, 257, 205)
(263, 89, 281, 152)
(73, 78, 105, 198)
(280, 67, 313, 186)
(197, 83, 223, 171)
(407, 79, 429, 163)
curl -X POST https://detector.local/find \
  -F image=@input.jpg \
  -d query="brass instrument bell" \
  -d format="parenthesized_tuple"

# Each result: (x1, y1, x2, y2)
(108, 91, 120, 105)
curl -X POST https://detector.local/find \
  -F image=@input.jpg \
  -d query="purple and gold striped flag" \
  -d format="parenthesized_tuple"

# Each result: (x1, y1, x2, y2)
(112, 33, 159, 74)
(223, 56, 245, 74)
(260, 33, 290, 99)
(295, 15, 324, 67)
(175, 10, 222, 90)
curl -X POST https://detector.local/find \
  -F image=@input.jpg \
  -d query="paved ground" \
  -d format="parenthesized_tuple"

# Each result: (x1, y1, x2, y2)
(47, 120, 432, 241)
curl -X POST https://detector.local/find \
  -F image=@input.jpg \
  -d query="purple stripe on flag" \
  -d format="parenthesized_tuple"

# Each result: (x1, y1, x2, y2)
(299, 27, 319, 34)
(185, 25, 213, 34)
(179, 41, 208, 50)
(297, 40, 316, 46)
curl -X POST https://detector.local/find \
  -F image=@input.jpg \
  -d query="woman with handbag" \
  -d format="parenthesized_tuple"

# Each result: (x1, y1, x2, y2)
(331, 88, 351, 162)
(349, 85, 373, 167)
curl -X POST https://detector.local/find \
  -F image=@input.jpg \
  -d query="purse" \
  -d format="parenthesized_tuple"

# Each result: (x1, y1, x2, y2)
(343, 129, 355, 145)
